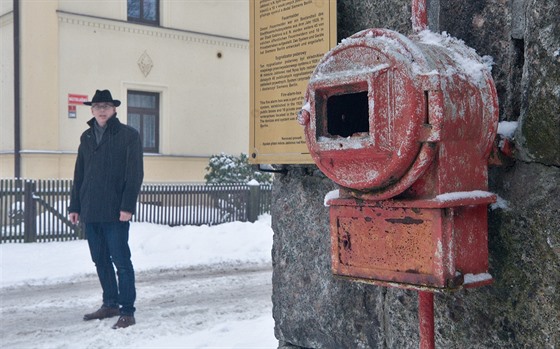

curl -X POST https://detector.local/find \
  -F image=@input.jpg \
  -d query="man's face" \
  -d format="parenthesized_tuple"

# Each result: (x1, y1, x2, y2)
(91, 103, 116, 127)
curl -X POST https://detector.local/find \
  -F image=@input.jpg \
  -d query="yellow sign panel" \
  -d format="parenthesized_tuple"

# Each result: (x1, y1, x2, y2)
(250, 0, 337, 164)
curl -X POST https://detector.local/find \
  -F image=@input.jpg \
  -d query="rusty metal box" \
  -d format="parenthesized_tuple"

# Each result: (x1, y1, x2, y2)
(329, 194, 495, 291)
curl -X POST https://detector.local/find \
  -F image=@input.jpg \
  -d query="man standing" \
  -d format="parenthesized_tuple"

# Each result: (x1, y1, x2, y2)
(69, 89, 144, 329)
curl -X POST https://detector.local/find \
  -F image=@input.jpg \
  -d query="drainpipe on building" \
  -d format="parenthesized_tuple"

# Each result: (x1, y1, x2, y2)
(13, 0, 21, 178)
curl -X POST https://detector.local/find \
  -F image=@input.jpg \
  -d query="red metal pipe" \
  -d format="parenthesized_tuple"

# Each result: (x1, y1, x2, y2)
(419, 291, 435, 349)
(412, 0, 428, 32)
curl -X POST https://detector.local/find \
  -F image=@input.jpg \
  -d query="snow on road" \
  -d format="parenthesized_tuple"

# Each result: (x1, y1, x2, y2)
(1, 264, 275, 348)
(0, 215, 278, 348)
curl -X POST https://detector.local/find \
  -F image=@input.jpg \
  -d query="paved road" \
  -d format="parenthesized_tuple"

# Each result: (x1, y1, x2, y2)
(0, 264, 273, 348)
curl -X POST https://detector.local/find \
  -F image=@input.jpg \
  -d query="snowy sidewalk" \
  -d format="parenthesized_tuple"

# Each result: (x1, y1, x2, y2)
(0, 216, 277, 348)
(1, 264, 276, 348)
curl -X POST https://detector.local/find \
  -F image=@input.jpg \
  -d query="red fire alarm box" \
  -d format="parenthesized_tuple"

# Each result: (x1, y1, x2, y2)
(299, 29, 499, 291)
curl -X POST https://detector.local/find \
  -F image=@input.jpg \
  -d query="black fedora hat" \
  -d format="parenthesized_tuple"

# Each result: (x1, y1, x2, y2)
(83, 89, 121, 107)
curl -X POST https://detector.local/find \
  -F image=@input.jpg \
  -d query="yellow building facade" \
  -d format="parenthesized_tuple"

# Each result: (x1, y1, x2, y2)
(0, 0, 249, 182)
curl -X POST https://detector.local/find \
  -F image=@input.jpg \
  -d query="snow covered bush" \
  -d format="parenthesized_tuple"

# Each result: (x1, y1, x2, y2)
(204, 153, 272, 184)
(204, 153, 273, 222)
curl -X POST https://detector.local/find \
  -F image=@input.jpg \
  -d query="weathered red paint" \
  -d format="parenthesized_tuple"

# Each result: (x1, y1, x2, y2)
(411, 0, 428, 32)
(328, 194, 494, 291)
(300, 28, 498, 291)
(419, 291, 435, 349)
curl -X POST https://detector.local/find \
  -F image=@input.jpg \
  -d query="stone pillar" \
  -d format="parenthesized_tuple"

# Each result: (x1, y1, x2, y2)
(271, 1, 560, 348)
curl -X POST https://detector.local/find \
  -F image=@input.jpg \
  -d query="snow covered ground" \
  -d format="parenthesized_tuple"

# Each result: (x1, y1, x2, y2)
(0, 215, 278, 348)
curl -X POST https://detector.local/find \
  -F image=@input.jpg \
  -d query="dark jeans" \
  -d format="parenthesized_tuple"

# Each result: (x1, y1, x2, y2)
(85, 222, 136, 316)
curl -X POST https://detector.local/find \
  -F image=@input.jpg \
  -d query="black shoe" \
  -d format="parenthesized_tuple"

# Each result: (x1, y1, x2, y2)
(83, 306, 120, 321)
(112, 315, 136, 329)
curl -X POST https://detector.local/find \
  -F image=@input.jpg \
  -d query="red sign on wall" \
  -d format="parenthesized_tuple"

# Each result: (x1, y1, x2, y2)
(68, 94, 88, 105)
(68, 105, 77, 118)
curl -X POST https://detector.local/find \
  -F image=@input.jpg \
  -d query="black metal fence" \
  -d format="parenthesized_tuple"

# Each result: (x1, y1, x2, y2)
(0, 179, 272, 243)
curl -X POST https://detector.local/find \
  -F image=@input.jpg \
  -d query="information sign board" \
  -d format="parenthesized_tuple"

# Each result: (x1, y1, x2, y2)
(250, 0, 337, 164)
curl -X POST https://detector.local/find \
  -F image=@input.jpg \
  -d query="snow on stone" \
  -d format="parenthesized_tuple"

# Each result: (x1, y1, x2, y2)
(247, 179, 260, 186)
(497, 121, 518, 139)
(324, 189, 340, 206)
(481, 55, 495, 72)
(491, 195, 510, 211)
(464, 272, 493, 285)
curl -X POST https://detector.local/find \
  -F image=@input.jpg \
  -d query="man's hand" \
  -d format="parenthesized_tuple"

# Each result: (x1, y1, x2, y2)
(69, 212, 79, 225)
(120, 211, 133, 222)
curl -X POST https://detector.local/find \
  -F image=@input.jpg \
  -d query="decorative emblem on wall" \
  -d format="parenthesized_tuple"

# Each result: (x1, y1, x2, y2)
(138, 51, 154, 77)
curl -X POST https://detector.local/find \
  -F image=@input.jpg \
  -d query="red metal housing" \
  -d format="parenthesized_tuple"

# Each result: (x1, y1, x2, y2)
(328, 193, 495, 290)
(299, 29, 499, 291)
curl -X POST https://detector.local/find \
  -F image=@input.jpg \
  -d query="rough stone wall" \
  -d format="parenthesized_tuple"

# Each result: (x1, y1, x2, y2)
(271, 0, 559, 348)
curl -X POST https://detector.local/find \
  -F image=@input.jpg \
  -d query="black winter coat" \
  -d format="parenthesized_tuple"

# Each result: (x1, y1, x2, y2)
(69, 115, 144, 223)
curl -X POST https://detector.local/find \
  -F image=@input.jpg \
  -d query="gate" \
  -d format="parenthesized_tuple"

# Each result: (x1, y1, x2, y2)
(0, 179, 79, 243)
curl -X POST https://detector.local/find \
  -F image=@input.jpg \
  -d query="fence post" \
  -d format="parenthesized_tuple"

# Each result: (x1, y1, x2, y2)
(247, 182, 261, 223)
(77, 223, 85, 240)
(23, 180, 37, 243)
